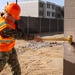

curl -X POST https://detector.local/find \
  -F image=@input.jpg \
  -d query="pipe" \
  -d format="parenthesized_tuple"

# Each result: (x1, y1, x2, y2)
(7, 2, 9, 5)
(16, 0, 17, 4)
(42, 35, 73, 44)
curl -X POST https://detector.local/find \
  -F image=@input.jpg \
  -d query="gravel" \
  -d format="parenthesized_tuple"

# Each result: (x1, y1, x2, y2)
(15, 40, 63, 55)
(27, 41, 63, 50)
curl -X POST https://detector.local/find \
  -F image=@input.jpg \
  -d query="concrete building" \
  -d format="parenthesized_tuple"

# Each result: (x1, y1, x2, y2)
(64, 0, 75, 75)
(18, 0, 63, 19)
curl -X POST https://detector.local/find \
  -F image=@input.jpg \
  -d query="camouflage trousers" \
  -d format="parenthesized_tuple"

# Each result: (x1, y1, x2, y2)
(0, 48, 21, 75)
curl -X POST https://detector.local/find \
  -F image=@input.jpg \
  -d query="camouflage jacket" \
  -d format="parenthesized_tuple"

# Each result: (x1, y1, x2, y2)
(1, 27, 34, 40)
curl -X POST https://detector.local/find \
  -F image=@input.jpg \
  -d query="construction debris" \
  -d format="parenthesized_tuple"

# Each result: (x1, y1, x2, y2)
(28, 41, 63, 50)
(15, 40, 63, 55)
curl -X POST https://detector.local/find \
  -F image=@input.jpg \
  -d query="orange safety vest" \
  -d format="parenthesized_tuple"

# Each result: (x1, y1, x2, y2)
(0, 17, 16, 52)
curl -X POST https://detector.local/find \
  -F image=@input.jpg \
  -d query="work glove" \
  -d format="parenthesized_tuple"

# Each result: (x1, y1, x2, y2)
(1, 27, 17, 38)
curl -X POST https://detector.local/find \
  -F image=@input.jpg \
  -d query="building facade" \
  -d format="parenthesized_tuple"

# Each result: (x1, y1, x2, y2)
(18, 0, 63, 19)
(64, 0, 75, 75)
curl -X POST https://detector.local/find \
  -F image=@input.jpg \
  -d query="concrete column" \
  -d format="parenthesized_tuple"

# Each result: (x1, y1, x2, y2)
(64, 0, 75, 75)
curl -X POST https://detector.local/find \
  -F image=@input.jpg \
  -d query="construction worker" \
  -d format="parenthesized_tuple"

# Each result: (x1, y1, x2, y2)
(0, 3, 42, 75)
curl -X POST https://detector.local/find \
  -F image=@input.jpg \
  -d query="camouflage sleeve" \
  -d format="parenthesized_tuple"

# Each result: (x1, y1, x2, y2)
(13, 27, 34, 40)
(1, 27, 34, 40)
(22, 34, 34, 40)
(14, 30, 34, 40)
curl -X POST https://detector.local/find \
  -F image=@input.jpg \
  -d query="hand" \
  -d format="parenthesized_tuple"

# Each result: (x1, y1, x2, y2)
(34, 36, 42, 42)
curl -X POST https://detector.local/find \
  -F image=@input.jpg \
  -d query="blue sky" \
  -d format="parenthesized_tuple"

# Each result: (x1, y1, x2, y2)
(47, 0, 64, 6)
(0, 0, 64, 12)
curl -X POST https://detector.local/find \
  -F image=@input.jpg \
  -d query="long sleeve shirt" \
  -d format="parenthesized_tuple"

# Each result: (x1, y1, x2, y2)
(1, 27, 34, 40)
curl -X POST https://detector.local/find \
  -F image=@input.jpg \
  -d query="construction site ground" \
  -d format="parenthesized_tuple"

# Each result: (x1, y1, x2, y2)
(0, 33, 64, 75)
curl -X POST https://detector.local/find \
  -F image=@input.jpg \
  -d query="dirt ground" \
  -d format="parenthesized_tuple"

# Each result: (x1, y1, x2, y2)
(0, 33, 64, 75)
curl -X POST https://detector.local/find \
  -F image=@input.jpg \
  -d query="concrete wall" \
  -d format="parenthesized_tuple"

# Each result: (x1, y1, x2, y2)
(16, 16, 64, 34)
(64, 0, 75, 75)
(18, 2, 39, 17)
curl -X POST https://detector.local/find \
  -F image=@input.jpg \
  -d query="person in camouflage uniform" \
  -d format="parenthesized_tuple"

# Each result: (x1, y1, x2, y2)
(0, 48, 21, 75)
(0, 3, 42, 75)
